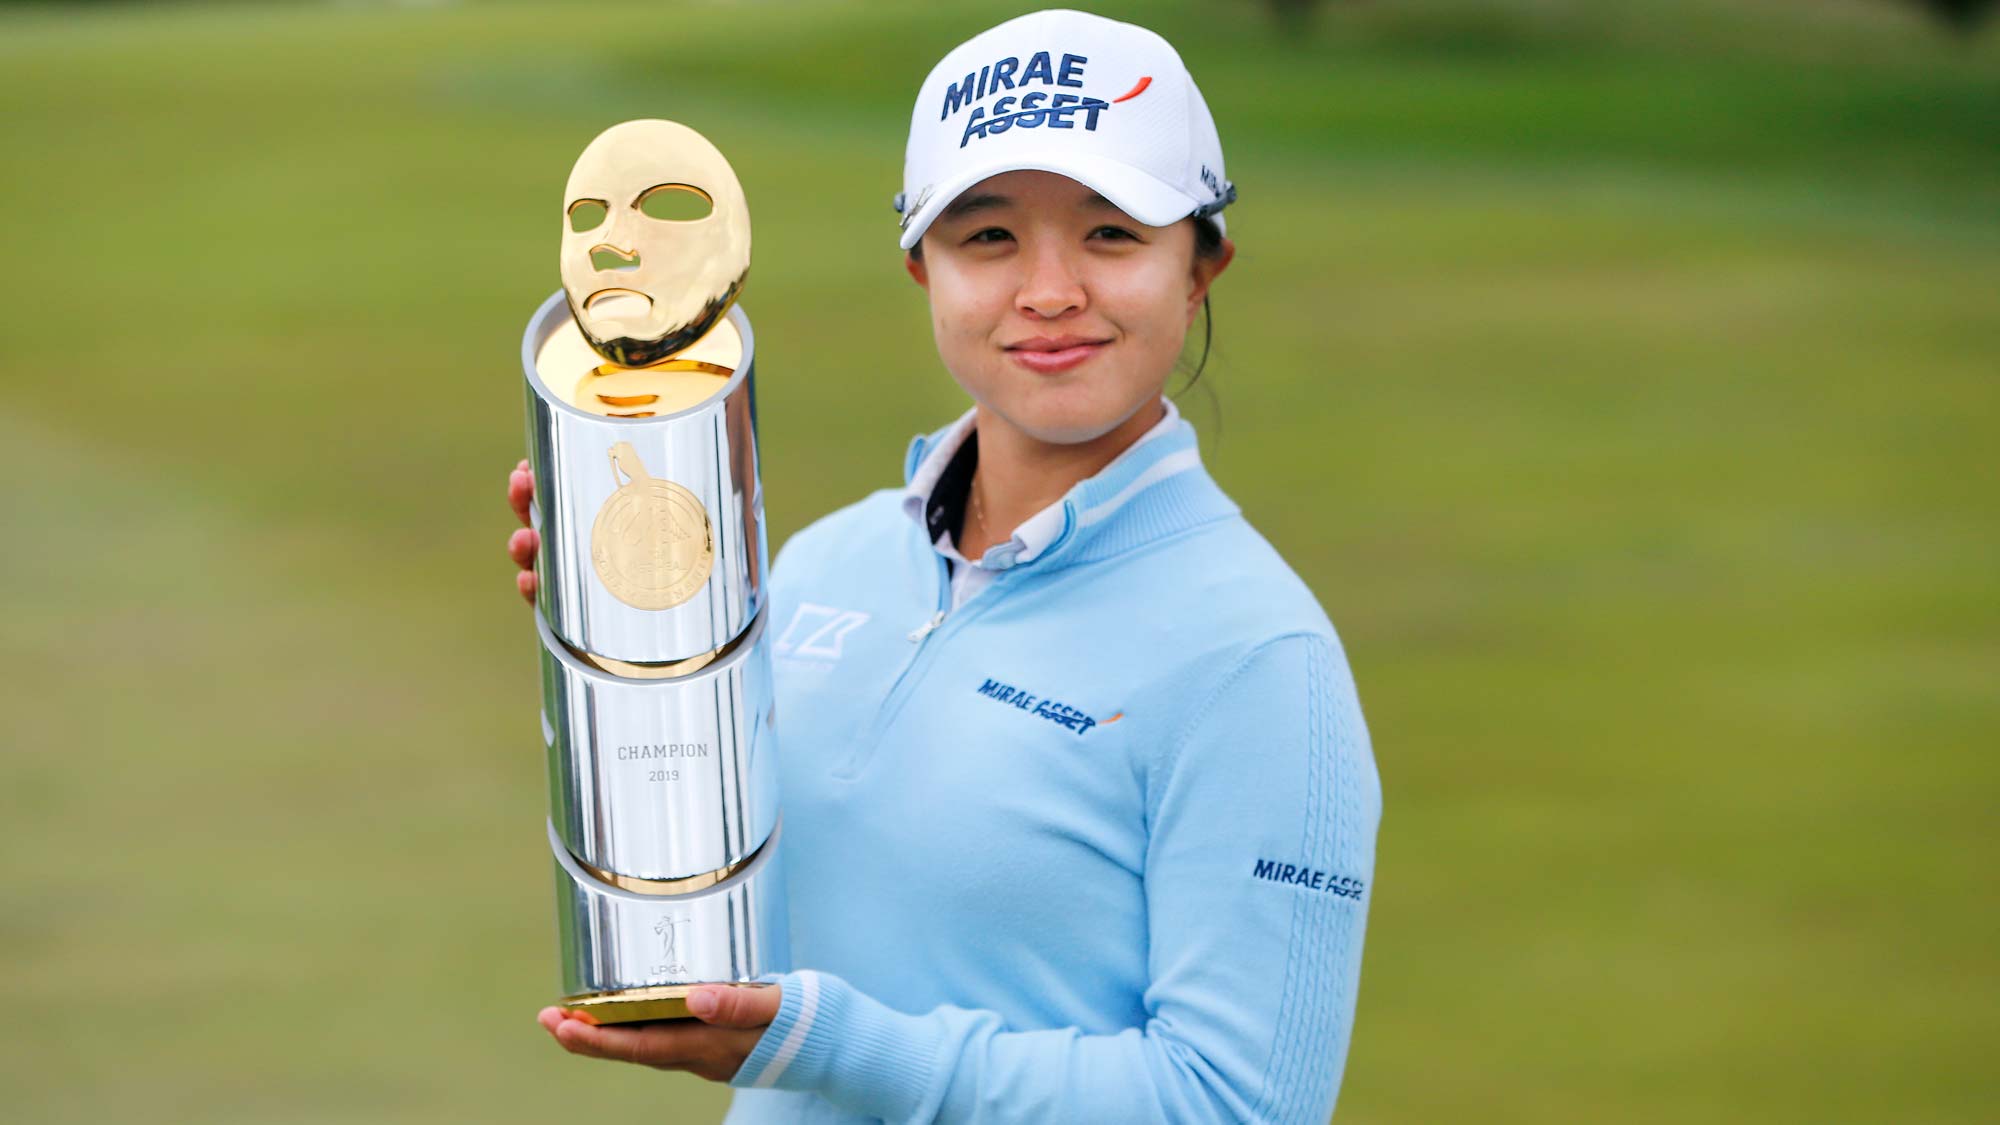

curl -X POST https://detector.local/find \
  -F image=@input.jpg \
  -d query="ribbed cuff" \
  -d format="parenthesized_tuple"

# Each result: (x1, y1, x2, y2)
(728, 970, 939, 1122)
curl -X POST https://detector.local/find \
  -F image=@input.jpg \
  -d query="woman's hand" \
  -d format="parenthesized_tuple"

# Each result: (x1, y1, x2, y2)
(536, 983, 781, 1083)
(507, 458, 539, 606)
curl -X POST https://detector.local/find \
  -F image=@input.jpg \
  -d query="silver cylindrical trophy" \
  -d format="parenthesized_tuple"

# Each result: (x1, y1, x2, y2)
(521, 120, 784, 1023)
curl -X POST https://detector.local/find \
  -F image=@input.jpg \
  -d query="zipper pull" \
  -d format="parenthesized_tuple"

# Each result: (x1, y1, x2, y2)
(906, 609, 947, 643)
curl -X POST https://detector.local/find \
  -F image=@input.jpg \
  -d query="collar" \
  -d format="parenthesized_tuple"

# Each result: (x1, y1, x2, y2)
(899, 396, 1236, 571)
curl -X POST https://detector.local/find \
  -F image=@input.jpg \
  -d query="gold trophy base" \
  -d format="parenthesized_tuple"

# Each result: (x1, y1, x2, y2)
(559, 982, 776, 1024)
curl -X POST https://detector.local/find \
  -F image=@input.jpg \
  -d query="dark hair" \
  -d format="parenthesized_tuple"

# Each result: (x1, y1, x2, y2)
(1181, 215, 1225, 394)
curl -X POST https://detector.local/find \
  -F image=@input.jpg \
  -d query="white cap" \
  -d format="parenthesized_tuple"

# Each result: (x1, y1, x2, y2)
(893, 8, 1235, 251)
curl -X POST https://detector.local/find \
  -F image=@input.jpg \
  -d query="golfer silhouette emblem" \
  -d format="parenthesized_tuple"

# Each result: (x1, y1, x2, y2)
(590, 441, 714, 611)
(649, 916, 691, 978)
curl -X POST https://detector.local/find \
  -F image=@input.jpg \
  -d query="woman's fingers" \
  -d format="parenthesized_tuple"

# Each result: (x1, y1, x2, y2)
(508, 527, 538, 570)
(548, 1012, 699, 1067)
(686, 983, 782, 1029)
(507, 459, 539, 606)
(536, 1005, 764, 1082)
(508, 524, 540, 606)
(549, 1015, 628, 1062)
(509, 460, 534, 527)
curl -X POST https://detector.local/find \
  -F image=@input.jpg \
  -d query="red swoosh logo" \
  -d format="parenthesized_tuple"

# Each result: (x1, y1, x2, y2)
(1112, 76, 1151, 103)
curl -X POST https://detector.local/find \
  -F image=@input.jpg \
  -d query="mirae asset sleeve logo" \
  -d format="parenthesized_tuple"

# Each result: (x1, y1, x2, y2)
(1252, 859, 1367, 901)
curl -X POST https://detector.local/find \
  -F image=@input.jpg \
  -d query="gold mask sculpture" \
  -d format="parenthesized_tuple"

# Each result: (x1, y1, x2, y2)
(560, 119, 751, 369)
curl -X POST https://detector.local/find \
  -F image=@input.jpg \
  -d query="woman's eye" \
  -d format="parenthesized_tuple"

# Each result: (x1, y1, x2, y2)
(1092, 225, 1137, 241)
(967, 227, 1012, 244)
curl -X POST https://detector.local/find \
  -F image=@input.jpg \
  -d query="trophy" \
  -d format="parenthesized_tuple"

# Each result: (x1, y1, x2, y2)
(520, 119, 785, 1023)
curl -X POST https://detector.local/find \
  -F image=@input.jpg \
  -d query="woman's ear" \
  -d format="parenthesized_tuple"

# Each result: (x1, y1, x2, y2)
(905, 250, 929, 289)
(1187, 237, 1235, 319)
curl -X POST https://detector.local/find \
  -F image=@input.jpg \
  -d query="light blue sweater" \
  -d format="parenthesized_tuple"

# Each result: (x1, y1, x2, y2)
(722, 409, 1382, 1123)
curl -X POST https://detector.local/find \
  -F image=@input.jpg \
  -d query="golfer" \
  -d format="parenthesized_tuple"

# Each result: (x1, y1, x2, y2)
(505, 10, 1381, 1122)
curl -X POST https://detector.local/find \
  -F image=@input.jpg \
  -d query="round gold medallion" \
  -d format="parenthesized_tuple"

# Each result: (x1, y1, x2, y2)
(590, 442, 714, 610)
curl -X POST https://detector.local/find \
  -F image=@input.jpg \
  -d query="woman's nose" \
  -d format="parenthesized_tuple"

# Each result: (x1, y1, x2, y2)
(1015, 243, 1086, 319)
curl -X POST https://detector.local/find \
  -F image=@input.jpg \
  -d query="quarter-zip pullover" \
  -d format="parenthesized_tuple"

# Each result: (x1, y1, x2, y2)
(723, 405, 1382, 1124)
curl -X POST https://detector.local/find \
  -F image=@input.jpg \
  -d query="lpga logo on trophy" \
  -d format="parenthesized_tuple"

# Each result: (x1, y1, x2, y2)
(519, 119, 785, 1023)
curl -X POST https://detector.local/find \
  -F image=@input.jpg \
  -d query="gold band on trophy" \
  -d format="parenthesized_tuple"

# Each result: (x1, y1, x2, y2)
(560, 982, 778, 1025)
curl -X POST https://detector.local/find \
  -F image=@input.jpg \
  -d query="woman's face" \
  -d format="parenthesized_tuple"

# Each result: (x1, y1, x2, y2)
(907, 169, 1233, 446)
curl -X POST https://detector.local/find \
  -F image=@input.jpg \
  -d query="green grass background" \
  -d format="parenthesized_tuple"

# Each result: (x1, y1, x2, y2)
(1, 0, 1994, 1120)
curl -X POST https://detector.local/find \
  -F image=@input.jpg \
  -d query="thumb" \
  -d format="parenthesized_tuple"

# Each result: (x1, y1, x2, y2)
(687, 982, 781, 1029)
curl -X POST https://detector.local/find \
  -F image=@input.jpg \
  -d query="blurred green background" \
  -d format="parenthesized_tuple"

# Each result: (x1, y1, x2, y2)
(2, 0, 1994, 1121)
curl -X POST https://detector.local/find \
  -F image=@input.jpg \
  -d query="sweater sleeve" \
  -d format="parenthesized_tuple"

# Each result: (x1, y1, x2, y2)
(727, 632, 1383, 1123)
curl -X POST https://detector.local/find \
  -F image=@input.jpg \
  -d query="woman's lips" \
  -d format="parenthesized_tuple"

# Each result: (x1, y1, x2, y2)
(1007, 341, 1107, 374)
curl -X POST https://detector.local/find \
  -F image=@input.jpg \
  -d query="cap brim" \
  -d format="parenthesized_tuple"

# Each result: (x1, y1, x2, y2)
(897, 151, 1204, 251)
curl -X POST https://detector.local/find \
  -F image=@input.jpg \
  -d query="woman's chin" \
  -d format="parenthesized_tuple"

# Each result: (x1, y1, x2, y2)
(991, 399, 1144, 447)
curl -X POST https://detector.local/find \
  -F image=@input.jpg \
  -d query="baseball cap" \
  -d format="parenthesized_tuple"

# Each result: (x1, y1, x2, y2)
(892, 8, 1236, 251)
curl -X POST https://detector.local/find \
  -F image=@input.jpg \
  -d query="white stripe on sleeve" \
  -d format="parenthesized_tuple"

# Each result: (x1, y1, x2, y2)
(750, 970, 822, 1089)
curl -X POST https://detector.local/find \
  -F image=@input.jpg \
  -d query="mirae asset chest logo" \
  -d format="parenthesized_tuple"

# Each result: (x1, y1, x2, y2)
(975, 678, 1121, 737)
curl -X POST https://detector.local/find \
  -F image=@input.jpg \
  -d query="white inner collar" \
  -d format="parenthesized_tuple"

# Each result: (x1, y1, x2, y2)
(900, 396, 1183, 572)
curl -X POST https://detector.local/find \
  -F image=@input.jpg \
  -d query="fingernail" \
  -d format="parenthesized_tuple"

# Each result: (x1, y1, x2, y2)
(687, 988, 719, 1018)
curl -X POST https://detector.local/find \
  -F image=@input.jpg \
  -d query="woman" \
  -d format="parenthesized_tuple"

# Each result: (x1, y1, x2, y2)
(505, 11, 1381, 1122)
